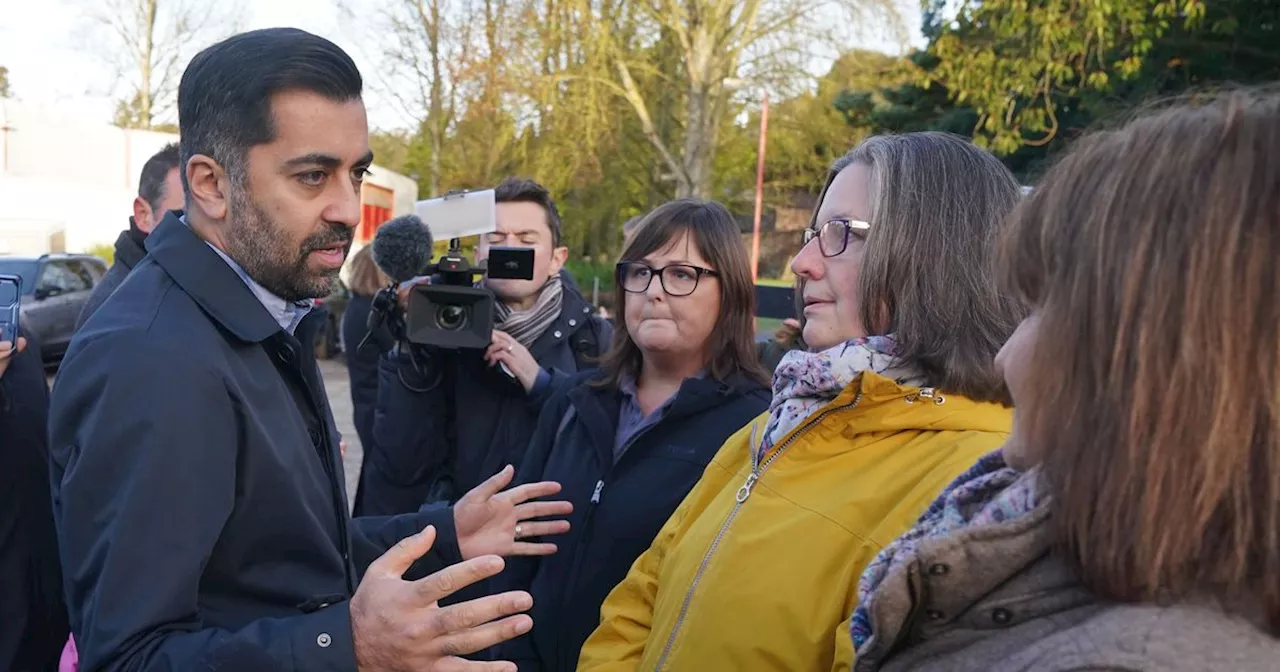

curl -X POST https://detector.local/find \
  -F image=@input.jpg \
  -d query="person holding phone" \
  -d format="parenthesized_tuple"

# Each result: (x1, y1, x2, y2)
(1, 323, 71, 672)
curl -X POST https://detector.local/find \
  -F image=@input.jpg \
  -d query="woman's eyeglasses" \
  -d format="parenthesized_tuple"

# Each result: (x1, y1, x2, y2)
(802, 218, 871, 257)
(616, 262, 718, 297)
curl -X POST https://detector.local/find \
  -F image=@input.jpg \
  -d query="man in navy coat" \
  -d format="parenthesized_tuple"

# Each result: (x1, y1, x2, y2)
(49, 28, 567, 672)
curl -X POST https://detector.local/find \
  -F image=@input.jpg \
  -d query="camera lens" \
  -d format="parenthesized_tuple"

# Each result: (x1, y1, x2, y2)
(436, 305, 468, 331)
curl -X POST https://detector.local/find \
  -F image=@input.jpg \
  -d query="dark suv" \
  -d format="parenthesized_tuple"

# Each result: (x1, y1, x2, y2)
(0, 254, 108, 365)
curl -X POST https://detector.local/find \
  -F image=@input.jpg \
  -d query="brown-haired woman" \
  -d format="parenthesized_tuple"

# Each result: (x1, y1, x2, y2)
(849, 93, 1280, 671)
(492, 198, 770, 672)
(580, 133, 1021, 671)
(344, 244, 389, 515)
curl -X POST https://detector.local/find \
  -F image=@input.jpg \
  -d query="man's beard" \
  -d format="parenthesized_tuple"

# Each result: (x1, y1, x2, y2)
(223, 189, 353, 302)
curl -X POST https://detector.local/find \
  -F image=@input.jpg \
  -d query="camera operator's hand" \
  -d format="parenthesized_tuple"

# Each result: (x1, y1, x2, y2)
(0, 335, 27, 379)
(351, 525, 533, 672)
(485, 331, 540, 393)
(455, 465, 572, 560)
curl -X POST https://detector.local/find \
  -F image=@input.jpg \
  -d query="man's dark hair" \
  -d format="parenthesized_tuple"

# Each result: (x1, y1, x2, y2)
(494, 177, 563, 247)
(177, 28, 363, 198)
(138, 142, 181, 210)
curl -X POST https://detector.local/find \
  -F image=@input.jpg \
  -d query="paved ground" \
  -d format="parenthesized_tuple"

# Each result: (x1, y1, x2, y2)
(318, 357, 364, 509)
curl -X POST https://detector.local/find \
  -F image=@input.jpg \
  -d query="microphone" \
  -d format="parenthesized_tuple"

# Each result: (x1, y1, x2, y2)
(362, 215, 433, 354)
(372, 214, 435, 284)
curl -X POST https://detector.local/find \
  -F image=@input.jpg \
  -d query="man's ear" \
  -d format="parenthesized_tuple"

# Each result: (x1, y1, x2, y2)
(185, 154, 230, 221)
(132, 197, 154, 233)
(549, 246, 569, 277)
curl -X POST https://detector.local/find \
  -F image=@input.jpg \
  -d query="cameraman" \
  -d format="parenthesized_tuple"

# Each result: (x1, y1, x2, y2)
(361, 178, 612, 516)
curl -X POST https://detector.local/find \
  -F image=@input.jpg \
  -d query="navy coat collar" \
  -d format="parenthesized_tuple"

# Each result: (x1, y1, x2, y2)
(145, 211, 287, 344)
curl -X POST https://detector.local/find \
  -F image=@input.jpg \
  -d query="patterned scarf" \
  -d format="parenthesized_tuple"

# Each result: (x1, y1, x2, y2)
(494, 274, 564, 349)
(849, 451, 1039, 652)
(757, 335, 925, 459)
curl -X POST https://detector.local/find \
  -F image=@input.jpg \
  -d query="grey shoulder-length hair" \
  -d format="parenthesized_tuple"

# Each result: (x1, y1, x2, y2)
(811, 132, 1025, 404)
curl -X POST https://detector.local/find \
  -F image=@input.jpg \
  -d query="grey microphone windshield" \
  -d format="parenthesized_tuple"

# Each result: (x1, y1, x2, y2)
(371, 214, 435, 284)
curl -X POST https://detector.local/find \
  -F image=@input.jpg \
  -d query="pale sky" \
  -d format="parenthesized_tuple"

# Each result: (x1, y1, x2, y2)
(0, 0, 920, 132)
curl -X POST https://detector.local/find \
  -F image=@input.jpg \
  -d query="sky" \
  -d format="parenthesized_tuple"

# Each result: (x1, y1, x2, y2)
(0, 0, 921, 133)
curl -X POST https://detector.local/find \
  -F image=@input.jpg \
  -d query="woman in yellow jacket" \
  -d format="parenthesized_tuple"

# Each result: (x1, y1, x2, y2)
(578, 132, 1025, 672)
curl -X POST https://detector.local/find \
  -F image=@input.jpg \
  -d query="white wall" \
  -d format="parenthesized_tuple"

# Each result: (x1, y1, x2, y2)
(367, 164, 417, 218)
(0, 99, 177, 253)
(0, 98, 418, 255)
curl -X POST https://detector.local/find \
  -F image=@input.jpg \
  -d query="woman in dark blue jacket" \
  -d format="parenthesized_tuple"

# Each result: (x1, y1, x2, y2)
(344, 245, 388, 516)
(488, 199, 771, 671)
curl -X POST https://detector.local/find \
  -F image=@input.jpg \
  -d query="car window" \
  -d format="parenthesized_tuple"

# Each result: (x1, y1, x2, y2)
(39, 261, 89, 295)
(65, 260, 98, 289)
(0, 259, 39, 295)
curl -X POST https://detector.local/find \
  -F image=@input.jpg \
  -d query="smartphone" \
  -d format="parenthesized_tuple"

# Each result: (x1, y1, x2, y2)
(0, 274, 20, 343)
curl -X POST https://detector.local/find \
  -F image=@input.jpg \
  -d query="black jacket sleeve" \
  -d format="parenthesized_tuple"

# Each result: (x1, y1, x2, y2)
(49, 335, 357, 672)
(350, 506, 463, 581)
(366, 348, 455, 514)
(491, 389, 573, 672)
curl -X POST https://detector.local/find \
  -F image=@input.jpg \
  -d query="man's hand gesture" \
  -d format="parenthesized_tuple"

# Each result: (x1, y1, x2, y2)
(352, 525, 533, 671)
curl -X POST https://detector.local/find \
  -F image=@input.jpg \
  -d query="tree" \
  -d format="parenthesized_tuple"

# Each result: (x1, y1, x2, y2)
(365, 0, 456, 196)
(577, 0, 903, 198)
(86, 0, 237, 130)
(0, 65, 10, 98)
(832, 0, 1279, 183)
(922, 0, 1278, 155)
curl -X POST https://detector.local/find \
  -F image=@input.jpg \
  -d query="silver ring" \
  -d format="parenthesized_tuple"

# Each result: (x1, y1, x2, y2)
(506, 345, 513, 352)
(514, 524, 523, 538)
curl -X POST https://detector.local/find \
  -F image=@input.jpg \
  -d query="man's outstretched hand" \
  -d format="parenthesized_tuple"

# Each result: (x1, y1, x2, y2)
(455, 465, 573, 560)
(352, 525, 534, 672)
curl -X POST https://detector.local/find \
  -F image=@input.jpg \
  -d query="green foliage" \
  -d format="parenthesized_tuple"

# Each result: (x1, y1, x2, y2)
(0, 65, 10, 98)
(370, 131, 413, 175)
(563, 258, 616, 307)
(85, 243, 114, 266)
(836, 0, 1279, 182)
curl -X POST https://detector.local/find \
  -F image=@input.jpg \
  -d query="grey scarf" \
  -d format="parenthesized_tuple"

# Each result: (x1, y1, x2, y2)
(494, 274, 564, 349)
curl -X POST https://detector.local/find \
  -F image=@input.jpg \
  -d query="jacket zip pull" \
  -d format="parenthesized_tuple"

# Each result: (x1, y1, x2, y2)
(735, 472, 759, 503)
(590, 479, 604, 504)
(736, 422, 765, 503)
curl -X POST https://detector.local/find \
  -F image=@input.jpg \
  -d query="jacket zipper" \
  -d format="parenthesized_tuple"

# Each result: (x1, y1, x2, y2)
(652, 390, 864, 670)
(555, 420, 658, 669)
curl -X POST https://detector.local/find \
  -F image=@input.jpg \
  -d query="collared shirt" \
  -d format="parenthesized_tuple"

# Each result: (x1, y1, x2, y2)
(614, 370, 705, 461)
(183, 217, 313, 335)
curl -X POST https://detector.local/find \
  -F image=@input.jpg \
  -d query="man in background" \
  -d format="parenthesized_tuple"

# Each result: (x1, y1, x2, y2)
(364, 178, 612, 516)
(76, 142, 184, 329)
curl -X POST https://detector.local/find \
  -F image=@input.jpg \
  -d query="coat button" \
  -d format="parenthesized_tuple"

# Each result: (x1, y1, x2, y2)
(927, 563, 949, 576)
(553, 330, 563, 338)
(277, 347, 296, 364)
(308, 428, 323, 446)
(317, 632, 332, 647)
(582, 306, 590, 314)
(569, 319, 577, 326)
(926, 609, 945, 621)
(992, 608, 1013, 625)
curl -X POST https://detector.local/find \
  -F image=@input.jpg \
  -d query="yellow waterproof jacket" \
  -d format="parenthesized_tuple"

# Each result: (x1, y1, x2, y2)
(577, 372, 1012, 672)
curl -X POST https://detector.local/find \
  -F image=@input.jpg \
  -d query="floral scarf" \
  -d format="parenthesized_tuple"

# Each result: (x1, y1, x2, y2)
(849, 450, 1039, 652)
(757, 335, 925, 459)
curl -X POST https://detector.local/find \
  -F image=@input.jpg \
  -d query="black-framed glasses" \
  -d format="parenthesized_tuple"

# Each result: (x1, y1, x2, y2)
(616, 262, 718, 297)
(802, 218, 871, 257)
